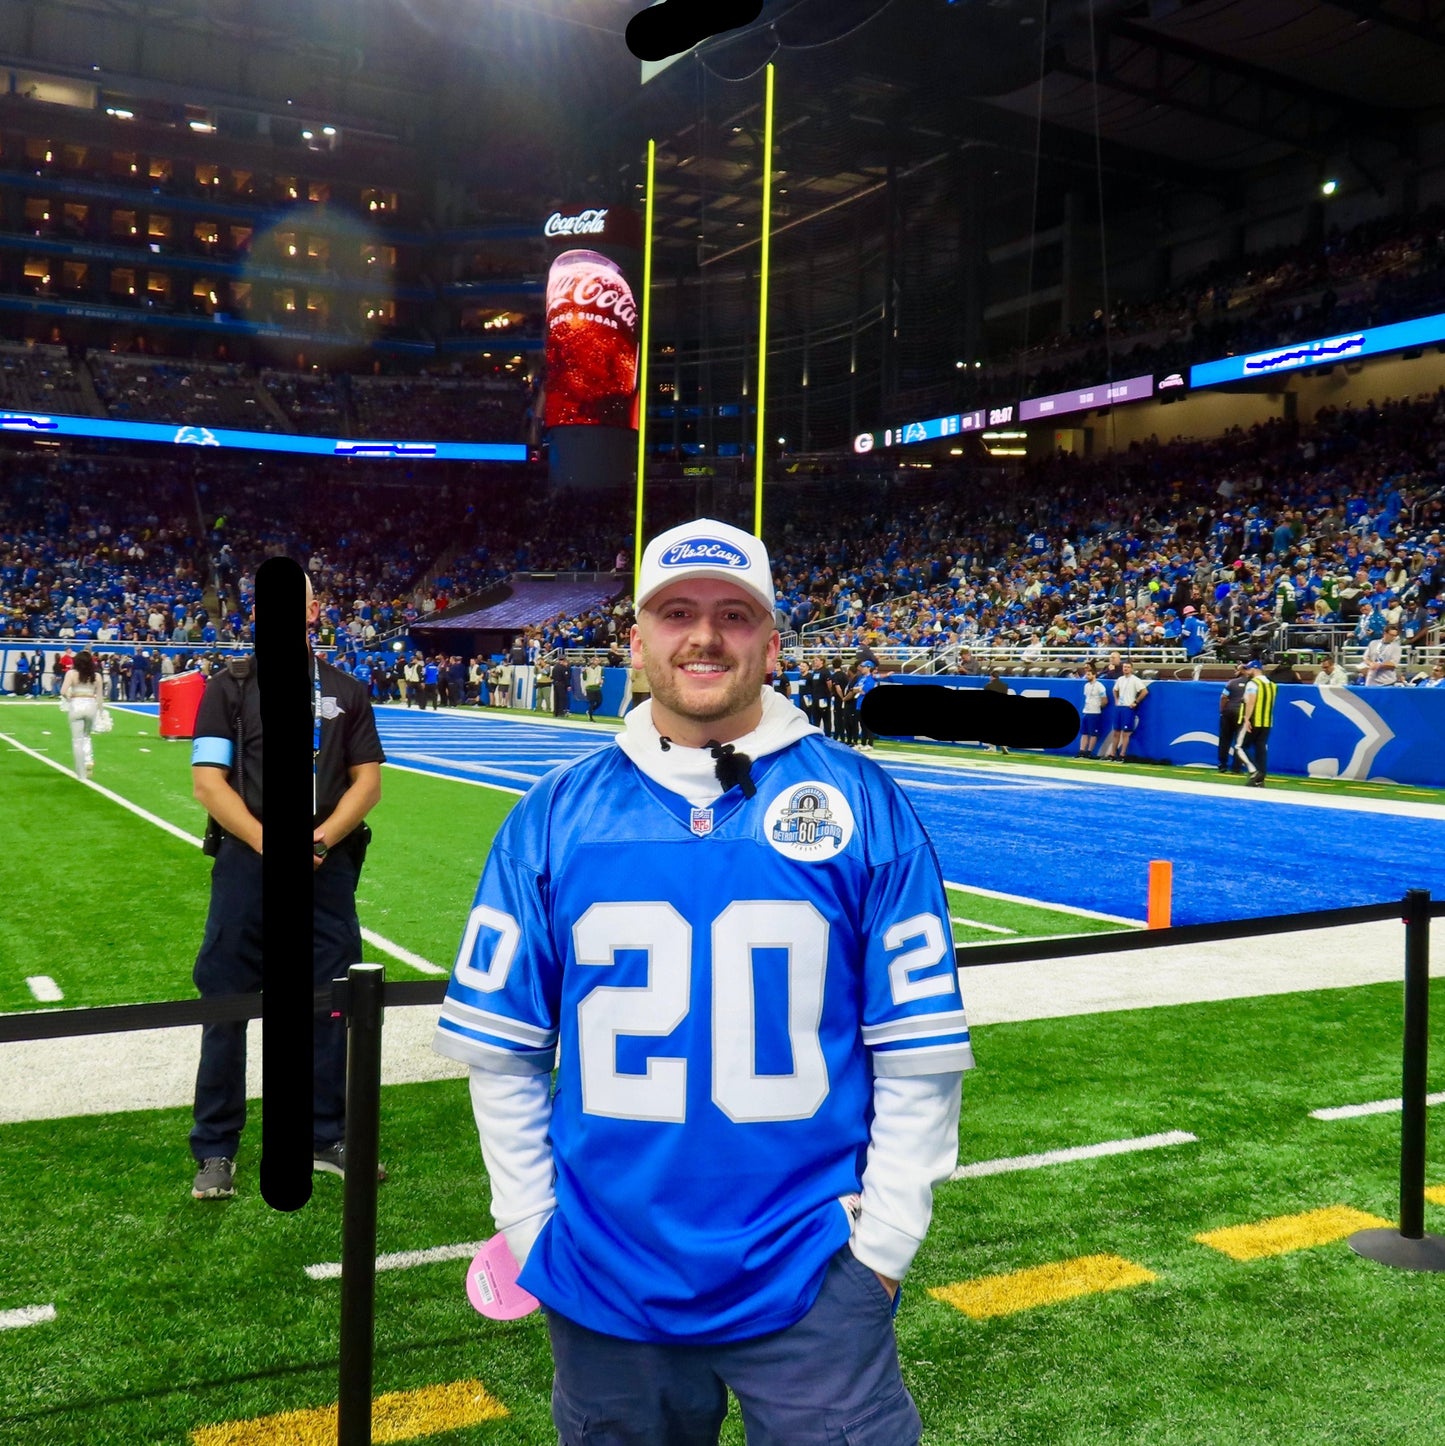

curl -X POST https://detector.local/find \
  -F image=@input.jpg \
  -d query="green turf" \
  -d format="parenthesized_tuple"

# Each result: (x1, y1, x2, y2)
(3, 700, 1442, 1444)
(1, 983, 1441, 1444)
(0, 703, 1112, 1014)
(0, 706, 516, 1010)
(947, 887, 1132, 946)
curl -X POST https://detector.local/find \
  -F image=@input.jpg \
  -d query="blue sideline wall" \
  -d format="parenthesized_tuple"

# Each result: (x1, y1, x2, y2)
(6, 649, 1439, 787)
(875, 675, 1445, 788)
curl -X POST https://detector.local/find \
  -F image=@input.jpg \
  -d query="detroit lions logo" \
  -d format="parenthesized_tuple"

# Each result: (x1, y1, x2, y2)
(765, 781, 855, 862)
(1168, 687, 1396, 780)
(1298, 688, 1394, 779)
(174, 425, 220, 446)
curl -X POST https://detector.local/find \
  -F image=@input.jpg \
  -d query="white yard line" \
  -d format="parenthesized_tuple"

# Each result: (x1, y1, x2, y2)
(25, 976, 63, 1003)
(949, 1130, 1198, 1181)
(0, 732, 444, 976)
(878, 748, 1445, 819)
(360, 929, 446, 976)
(306, 1132, 1202, 1277)
(380, 760, 524, 797)
(411, 705, 618, 734)
(1310, 1091, 1445, 1121)
(944, 877, 1143, 927)
(0, 732, 201, 847)
(0, 1304, 55, 1331)
(305, 1239, 485, 1282)
(387, 752, 541, 785)
(950, 916, 1017, 935)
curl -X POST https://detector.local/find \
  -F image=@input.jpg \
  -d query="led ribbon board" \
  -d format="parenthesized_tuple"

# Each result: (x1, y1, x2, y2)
(1018, 373, 1154, 421)
(0, 410, 528, 461)
(855, 405, 1013, 452)
(1190, 310, 1445, 389)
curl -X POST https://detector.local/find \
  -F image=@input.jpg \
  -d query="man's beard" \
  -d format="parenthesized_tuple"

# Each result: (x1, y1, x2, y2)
(647, 654, 765, 724)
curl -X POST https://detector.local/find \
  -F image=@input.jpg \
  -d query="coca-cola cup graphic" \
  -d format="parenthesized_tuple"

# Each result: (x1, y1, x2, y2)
(544, 249, 640, 429)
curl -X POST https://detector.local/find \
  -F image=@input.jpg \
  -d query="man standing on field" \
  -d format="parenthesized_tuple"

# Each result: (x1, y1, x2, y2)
(435, 518, 970, 1446)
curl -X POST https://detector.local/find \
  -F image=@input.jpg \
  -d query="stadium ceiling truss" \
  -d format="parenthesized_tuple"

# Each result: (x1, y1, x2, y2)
(1318, 0, 1445, 48)
(600, 0, 1443, 269)
(2, 0, 1440, 263)
(1061, 19, 1410, 163)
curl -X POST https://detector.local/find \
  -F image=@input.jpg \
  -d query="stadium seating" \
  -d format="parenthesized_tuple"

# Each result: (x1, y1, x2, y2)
(0, 342, 90, 414)
(90, 355, 283, 431)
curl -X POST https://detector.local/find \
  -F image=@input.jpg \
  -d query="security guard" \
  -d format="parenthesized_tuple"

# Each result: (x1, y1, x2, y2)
(1238, 658, 1278, 788)
(188, 574, 386, 1200)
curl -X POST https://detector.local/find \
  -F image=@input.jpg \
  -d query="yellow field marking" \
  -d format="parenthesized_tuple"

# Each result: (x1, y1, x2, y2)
(1194, 1205, 1390, 1262)
(190, 1378, 507, 1446)
(1426, 1185, 1445, 1206)
(930, 1253, 1155, 1320)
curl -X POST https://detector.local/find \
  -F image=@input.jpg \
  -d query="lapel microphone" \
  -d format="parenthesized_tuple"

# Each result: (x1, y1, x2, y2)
(706, 740, 756, 798)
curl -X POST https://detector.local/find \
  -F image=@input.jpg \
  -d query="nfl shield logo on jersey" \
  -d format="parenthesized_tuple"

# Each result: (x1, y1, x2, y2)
(690, 807, 714, 836)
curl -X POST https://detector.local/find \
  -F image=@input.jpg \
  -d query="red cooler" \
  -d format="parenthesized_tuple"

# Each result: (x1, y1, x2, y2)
(159, 668, 207, 739)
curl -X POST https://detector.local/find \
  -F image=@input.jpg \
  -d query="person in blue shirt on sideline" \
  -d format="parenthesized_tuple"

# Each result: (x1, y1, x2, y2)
(435, 518, 971, 1446)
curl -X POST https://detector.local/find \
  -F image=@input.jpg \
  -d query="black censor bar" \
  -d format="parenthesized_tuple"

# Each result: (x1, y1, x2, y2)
(860, 683, 1081, 751)
(626, 1, 763, 62)
(256, 556, 315, 1213)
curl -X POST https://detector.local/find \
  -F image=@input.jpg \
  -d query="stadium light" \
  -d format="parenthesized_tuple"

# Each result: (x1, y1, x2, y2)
(1321, 178, 1339, 196)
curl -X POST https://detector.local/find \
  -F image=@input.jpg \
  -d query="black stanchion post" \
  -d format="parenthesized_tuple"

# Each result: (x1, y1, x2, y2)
(1350, 889, 1445, 1272)
(337, 963, 385, 1445)
(1400, 886, 1432, 1241)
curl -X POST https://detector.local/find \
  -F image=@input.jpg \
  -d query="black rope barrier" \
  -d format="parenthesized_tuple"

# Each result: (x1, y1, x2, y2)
(2, 889, 1440, 1434)
(953, 899, 1421, 968)
(3, 896, 1439, 1046)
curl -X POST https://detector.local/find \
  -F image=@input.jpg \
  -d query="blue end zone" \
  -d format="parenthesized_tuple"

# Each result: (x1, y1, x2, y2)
(369, 711, 1440, 929)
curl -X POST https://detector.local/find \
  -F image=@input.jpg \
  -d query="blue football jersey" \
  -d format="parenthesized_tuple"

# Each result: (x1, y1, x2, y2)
(434, 735, 973, 1344)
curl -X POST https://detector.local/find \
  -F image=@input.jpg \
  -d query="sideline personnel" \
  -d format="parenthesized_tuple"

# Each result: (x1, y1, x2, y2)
(188, 574, 386, 1200)
(1237, 657, 1278, 788)
(435, 518, 971, 1445)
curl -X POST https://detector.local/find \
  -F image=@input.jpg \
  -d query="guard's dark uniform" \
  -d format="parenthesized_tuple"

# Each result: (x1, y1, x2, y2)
(805, 665, 831, 734)
(189, 658, 386, 1165)
(1218, 671, 1247, 773)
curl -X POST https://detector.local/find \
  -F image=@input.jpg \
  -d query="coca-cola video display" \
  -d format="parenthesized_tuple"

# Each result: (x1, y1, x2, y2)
(544, 249, 640, 430)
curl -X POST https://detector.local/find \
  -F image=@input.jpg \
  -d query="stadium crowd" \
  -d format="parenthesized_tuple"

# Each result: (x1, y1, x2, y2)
(761, 393, 1445, 664)
(516, 393, 1445, 672)
(3, 385, 1443, 696)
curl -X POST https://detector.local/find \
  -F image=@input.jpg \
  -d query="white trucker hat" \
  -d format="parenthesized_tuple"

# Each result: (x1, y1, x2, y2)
(635, 518, 775, 616)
